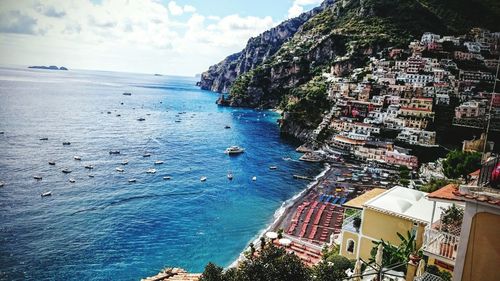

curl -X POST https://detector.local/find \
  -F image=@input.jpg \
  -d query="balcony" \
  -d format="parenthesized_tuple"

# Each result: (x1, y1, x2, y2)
(422, 227, 460, 264)
(341, 210, 361, 233)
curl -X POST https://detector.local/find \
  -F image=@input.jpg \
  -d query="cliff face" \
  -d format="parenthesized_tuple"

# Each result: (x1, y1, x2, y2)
(199, 0, 336, 93)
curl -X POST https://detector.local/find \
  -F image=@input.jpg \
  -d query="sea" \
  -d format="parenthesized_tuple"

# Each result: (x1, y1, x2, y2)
(0, 67, 323, 280)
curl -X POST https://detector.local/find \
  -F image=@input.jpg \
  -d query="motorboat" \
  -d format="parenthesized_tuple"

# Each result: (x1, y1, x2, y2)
(69, 178, 76, 183)
(252, 176, 257, 181)
(33, 176, 42, 180)
(163, 176, 172, 180)
(143, 153, 151, 158)
(128, 179, 137, 183)
(146, 168, 156, 174)
(224, 125, 231, 129)
(88, 174, 95, 178)
(62, 142, 71, 145)
(200, 176, 207, 182)
(74, 156, 82, 161)
(109, 150, 120, 155)
(0, 181, 4, 187)
(116, 114, 121, 117)
(84, 165, 94, 170)
(107, 111, 111, 114)
(48, 161, 56, 165)
(224, 146, 244, 155)
(227, 172, 233, 180)
(62, 168, 72, 174)
(175, 120, 181, 123)
(116, 167, 124, 172)
(41, 191, 52, 197)
(39, 137, 48, 141)
(269, 166, 278, 170)
(123, 92, 132, 96)
(121, 160, 129, 165)
(154, 160, 164, 165)
(137, 117, 146, 121)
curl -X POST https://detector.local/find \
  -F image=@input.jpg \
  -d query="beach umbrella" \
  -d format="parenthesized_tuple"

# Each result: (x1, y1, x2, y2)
(278, 238, 291, 247)
(375, 244, 383, 269)
(353, 259, 362, 281)
(329, 233, 335, 245)
(265, 231, 278, 240)
(416, 259, 426, 277)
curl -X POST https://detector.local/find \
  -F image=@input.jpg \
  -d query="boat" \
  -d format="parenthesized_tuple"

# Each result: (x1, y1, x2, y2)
(107, 111, 111, 114)
(74, 156, 82, 161)
(337, 177, 346, 182)
(69, 178, 76, 183)
(41, 191, 52, 197)
(62, 142, 71, 145)
(163, 176, 172, 180)
(200, 176, 207, 182)
(84, 165, 94, 169)
(137, 117, 146, 121)
(227, 172, 233, 180)
(116, 114, 121, 117)
(48, 161, 56, 165)
(224, 125, 231, 129)
(175, 120, 181, 123)
(224, 146, 245, 155)
(128, 179, 137, 183)
(123, 92, 132, 96)
(269, 166, 278, 170)
(39, 137, 48, 141)
(146, 168, 156, 174)
(33, 176, 42, 180)
(252, 176, 257, 181)
(154, 160, 164, 165)
(293, 175, 313, 180)
(116, 167, 124, 172)
(0, 181, 4, 187)
(88, 174, 95, 178)
(143, 153, 151, 158)
(121, 160, 129, 165)
(109, 150, 120, 155)
(62, 169, 72, 174)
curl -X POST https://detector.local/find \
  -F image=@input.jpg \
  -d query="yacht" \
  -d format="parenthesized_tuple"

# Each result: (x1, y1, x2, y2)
(33, 176, 42, 180)
(109, 150, 120, 155)
(62, 142, 71, 145)
(41, 191, 52, 197)
(74, 156, 82, 161)
(225, 146, 245, 155)
(62, 169, 72, 174)
(154, 160, 164, 165)
(121, 160, 129, 165)
(84, 165, 94, 170)
(163, 176, 172, 180)
(39, 137, 48, 141)
(116, 167, 124, 172)
(200, 176, 207, 182)
(48, 161, 56, 165)
(69, 178, 76, 183)
(128, 179, 137, 183)
(146, 168, 156, 174)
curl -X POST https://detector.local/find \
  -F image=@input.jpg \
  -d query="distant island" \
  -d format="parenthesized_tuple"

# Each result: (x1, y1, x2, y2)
(28, 65, 68, 71)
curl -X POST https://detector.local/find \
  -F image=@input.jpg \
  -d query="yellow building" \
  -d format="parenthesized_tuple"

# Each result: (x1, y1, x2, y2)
(339, 186, 450, 261)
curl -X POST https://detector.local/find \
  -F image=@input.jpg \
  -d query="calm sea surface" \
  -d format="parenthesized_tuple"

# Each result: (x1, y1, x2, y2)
(0, 67, 321, 280)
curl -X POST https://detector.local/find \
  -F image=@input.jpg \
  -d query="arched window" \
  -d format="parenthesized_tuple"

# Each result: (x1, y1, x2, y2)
(346, 239, 355, 254)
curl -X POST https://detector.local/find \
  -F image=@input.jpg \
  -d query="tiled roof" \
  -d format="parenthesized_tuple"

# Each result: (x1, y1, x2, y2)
(427, 184, 464, 202)
(452, 188, 500, 207)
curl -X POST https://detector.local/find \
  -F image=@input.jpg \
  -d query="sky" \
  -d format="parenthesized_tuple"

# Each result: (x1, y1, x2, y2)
(0, 0, 323, 76)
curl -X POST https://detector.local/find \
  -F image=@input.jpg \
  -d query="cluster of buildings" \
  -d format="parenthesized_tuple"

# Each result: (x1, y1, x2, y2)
(312, 28, 499, 170)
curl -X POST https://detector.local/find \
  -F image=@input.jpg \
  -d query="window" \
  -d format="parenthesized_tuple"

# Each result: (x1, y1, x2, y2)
(346, 239, 355, 254)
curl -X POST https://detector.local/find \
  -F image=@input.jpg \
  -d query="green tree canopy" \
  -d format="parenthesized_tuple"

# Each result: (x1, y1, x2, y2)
(442, 150, 481, 179)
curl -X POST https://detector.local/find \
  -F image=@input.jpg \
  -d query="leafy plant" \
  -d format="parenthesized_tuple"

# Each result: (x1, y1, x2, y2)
(370, 231, 417, 271)
(442, 150, 481, 179)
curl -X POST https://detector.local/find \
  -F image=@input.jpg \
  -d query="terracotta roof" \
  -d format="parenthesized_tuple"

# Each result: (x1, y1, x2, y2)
(343, 188, 387, 209)
(400, 107, 432, 112)
(427, 184, 464, 202)
(469, 169, 480, 177)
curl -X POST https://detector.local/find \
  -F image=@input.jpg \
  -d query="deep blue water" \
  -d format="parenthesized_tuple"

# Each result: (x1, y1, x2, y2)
(0, 67, 322, 280)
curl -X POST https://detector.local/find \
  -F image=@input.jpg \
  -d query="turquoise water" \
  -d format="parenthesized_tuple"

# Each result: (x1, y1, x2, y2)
(0, 67, 322, 280)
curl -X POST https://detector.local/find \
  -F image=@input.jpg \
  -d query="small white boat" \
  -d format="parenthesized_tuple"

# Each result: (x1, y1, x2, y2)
(154, 160, 164, 165)
(225, 146, 245, 155)
(128, 179, 137, 183)
(62, 169, 72, 174)
(74, 156, 82, 161)
(227, 172, 233, 180)
(85, 165, 94, 170)
(48, 161, 56, 165)
(69, 178, 76, 183)
(33, 176, 42, 180)
(116, 167, 124, 172)
(200, 176, 207, 182)
(146, 168, 156, 174)
(143, 153, 151, 158)
(88, 174, 95, 178)
(252, 176, 257, 181)
(269, 166, 278, 170)
(121, 160, 129, 165)
(41, 191, 52, 197)
(0, 181, 4, 187)
(163, 176, 172, 180)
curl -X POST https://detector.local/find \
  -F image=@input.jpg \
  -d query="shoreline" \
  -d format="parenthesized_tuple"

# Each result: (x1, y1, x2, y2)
(228, 163, 331, 268)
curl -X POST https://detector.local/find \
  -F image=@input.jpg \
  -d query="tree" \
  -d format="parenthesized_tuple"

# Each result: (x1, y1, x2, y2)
(442, 150, 481, 179)
(420, 178, 455, 193)
(370, 231, 417, 271)
(314, 247, 354, 281)
(200, 262, 225, 281)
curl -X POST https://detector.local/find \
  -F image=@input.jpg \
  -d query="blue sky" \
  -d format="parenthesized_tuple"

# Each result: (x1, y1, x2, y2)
(0, 0, 323, 76)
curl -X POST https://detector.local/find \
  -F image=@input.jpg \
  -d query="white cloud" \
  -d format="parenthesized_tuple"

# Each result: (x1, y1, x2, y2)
(0, 0, 276, 76)
(288, 0, 323, 18)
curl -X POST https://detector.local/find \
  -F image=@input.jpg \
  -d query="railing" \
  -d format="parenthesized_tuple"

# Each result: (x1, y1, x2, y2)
(414, 272, 444, 281)
(341, 210, 362, 233)
(422, 227, 460, 263)
(478, 156, 500, 189)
